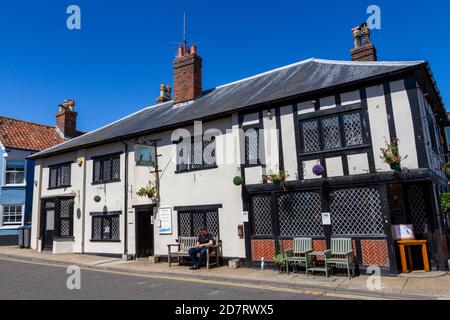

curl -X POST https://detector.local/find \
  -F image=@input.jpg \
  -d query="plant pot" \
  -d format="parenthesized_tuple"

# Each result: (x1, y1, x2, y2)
(389, 163, 401, 172)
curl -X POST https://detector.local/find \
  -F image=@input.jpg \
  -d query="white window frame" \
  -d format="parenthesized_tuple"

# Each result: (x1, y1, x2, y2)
(2, 158, 26, 187)
(0, 204, 25, 227)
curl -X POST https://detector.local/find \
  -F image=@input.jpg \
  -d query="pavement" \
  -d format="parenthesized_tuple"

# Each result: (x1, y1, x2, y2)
(0, 246, 449, 300)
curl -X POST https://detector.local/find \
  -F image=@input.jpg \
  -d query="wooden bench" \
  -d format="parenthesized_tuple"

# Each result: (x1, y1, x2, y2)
(284, 238, 313, 275)
(167, 236, 222, 269)
(324, 238, 355, 279)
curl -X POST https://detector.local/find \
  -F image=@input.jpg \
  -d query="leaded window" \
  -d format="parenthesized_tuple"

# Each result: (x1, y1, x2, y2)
(245, 128, 260, 165)
(322, 116, 341, 150)
(277, 192, 323, 237)
(343, 113, 363, 146)
(58, 199, 74, 237)
(91, 213, 120, 241)
(176, 136, 217, 172)
(178, 209, 220, 237)
(49, 163, 71, 189)
(330, 187, 384, 236)
(300, 111, 364, 153)
(93, 154, 120, 183)
(251, 194, 272, 236)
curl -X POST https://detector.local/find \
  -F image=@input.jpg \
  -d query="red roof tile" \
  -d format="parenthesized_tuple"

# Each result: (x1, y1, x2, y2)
(0, 116, 65, 151)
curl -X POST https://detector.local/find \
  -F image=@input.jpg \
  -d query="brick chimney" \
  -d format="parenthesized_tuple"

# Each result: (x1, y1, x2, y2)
(351, 23, 377, 61)
(56, 99, 78, 138)
(156, 83, 172, 103)
(173, 45, 202, 105)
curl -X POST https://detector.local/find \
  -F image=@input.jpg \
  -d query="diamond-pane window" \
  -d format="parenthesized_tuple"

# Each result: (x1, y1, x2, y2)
(245, 129, 259, 165)
(330, 187, 384, 236)
(407, 185, 428, 234)
(251, 195, 273, 235)
(322, 116, 341, 150)
(176, 136, 217, 171)
(302, 120, 320, 152)
(177, 210, 220, 237)
(49, 163, 71, 189)
(343, 113, 363, 146)
(91, 213, 120, 240)
(93, 154, 120, 183)
(278, 192, 323, 236)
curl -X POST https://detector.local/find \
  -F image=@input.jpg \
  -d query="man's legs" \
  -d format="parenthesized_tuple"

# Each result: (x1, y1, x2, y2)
(189, 247, 201, 267)
(198, 247, 207, 266)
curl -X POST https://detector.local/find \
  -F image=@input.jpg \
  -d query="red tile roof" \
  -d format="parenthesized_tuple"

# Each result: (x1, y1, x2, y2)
(0, 116, 65, 151)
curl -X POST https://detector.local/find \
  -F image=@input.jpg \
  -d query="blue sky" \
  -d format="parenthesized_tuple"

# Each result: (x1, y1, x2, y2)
(0, 0, 449, 132)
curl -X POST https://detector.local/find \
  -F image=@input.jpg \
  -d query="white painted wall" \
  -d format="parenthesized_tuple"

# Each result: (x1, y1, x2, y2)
(280, 105, 298, 181)
(390, 80, 419, 170)
(366, 85, 392, 172)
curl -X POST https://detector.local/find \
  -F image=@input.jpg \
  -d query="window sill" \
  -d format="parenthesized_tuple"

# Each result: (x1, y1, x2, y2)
(0, 225, 22, 230)
(91, 180, 121, 186)
(89, 239, 121, 243)
(2, 184, 26, 188)
(175, 165, 218, 174)
(299, 144, 370, 157)
(54, 236, 75, 241)
(48, 185, 72, 190)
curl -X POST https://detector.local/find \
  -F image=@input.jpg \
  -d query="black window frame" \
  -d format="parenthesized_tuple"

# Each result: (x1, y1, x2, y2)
(243, 126, 261, 166)
(90, 211, 121, 242)
(48, 162, 72, 190)
(299, 109, 366, 155)
(175, 135, 217, 173)
(92, 153, 121, 184)
(176, 206, 221, 238)
(426, 111, 438, 153)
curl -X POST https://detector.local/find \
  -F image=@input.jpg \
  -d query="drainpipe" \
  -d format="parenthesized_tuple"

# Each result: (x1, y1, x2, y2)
(121, 140, 129, 258)
(81, 151, 87, 253)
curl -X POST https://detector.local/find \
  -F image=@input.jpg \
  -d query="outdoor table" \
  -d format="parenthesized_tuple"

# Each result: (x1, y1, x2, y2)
(306, 251, 330, 277)
(396, 240, 430, 273)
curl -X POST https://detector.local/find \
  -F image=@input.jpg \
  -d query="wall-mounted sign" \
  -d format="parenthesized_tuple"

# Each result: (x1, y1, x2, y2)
(158, 207, 172, 234)
(134, 144, 156, 166)
(242, 211, 249, 223)
(321, 212, 331, 225)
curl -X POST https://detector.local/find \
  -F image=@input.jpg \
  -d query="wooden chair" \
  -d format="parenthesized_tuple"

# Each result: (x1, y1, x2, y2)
(284, 238, 313, 274)
(324, 238, 355, 278)
(167, 236, 222, 269)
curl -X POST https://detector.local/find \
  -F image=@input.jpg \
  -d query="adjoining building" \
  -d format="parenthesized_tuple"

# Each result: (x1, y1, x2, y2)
(0, 100, 82, 244)
(29, 24, 449, 274)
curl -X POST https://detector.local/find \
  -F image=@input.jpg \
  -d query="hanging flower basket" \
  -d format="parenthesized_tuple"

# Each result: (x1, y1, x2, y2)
(233, 176, 243, 186)
(312, 164, 324, 176)
(380, 138, 407, 172)
(137, 185, 157, 200)
(267, 170, 288, 185)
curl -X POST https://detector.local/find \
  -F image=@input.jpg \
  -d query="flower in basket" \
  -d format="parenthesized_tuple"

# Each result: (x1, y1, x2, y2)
(312, 163, 324, 176)
(266, 170, 288, 184)
(136, 183, 157, 200)
(380, 138, 407, 171)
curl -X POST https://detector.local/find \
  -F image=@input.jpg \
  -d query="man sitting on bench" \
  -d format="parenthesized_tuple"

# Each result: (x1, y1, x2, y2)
(188, 226, 214, 270)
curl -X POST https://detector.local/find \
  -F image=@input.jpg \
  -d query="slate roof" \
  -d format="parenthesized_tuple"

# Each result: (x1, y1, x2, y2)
(29, 58, 427, 159)
(0, 116, 65, 152)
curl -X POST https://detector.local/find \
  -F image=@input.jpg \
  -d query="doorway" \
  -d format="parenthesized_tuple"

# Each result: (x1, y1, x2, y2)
(41, 200, 56, 251)
(135, 205, 155, 258)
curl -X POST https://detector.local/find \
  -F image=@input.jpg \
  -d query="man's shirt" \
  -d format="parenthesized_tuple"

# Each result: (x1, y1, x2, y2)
(198, 233, 214, 245)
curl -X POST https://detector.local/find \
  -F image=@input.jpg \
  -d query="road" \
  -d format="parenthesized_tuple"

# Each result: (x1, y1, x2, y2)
(0, 257, 358, 300)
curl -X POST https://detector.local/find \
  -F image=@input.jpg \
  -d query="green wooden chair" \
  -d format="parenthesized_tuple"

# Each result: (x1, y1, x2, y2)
(284, 238, 313, 274)
(324, 238, 355, 279)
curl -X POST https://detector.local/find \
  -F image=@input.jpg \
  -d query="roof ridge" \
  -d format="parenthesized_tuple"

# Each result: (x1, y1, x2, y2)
(313, 58, 426, 66)
(0, 115, 57, 130)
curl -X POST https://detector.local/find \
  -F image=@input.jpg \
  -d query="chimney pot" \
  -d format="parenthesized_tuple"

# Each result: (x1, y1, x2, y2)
(56, 99, 78, 138)
(350, 23, 377, 61)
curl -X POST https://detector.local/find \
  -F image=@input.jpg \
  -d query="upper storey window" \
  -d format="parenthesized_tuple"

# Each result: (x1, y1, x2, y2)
(4, 160, 25, 185)
(93, 154, 121, 184)
(300, 111, 364, 154)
